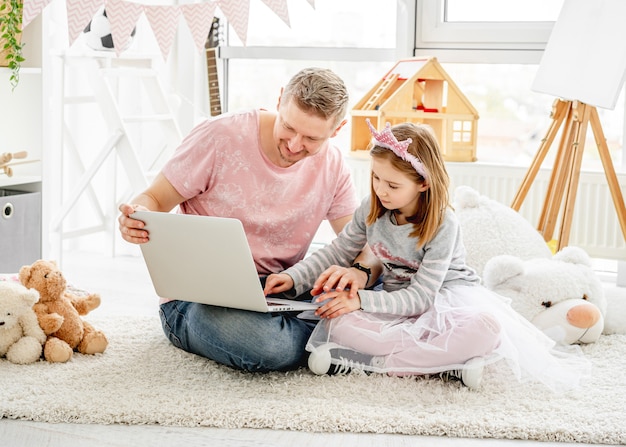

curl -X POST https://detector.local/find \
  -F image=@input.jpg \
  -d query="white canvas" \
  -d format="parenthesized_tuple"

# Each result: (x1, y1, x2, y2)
(532, 0, 626, 110)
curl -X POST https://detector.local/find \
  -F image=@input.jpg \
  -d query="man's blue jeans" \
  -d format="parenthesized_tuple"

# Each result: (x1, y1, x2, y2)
(159, 299, 318, 372)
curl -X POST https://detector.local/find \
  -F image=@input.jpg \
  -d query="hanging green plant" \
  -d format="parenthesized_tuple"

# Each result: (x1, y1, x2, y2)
(0, 0, 25, 90)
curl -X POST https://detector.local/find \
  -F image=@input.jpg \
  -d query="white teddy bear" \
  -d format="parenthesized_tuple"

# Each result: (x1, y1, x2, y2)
(482, 246, 607, 344)
(453, 185, 553, 277)
(453, 185, 626, 344)
(0, 281, 46, 364)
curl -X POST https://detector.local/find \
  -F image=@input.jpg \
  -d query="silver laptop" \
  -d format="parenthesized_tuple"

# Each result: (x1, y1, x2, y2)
(133, 210, 319, 313)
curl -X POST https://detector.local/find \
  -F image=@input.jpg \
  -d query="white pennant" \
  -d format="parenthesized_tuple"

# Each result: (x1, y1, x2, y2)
(261, 0, 290, 28)
(22, 0, 53, 29)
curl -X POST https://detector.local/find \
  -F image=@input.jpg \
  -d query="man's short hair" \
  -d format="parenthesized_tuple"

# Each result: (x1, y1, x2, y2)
(282, 67, 349, 126)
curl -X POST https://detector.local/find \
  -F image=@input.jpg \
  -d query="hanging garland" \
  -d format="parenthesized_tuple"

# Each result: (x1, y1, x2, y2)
(20, 0, 315, 61)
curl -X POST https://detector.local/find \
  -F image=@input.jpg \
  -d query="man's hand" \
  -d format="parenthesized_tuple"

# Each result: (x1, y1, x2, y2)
(118, 203, 150, 244)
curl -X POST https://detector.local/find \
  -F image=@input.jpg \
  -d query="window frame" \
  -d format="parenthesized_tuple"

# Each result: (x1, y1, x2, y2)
(413, 0, 556, 63)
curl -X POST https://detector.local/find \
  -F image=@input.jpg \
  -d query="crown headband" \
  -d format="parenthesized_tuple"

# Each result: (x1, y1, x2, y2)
(366, 119, 428, 180)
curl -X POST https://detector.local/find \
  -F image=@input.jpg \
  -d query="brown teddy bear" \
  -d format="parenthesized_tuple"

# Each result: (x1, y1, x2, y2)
(19, 260, 108, 363)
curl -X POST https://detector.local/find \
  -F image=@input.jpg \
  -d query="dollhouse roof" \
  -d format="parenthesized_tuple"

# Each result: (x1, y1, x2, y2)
(353, 57, 478, 117)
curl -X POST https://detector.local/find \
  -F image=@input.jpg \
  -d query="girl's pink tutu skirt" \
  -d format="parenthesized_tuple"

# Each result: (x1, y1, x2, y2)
(306, 284, 590, 392)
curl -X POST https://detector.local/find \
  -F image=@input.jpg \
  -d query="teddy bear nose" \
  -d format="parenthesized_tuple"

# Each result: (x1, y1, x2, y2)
(566, 304, 602, 328)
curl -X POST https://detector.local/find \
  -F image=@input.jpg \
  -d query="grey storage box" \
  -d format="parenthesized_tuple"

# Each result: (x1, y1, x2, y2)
(0, 189, 41, 272)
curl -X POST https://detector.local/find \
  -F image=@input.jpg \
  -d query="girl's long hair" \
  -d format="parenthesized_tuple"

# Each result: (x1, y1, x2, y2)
(366, 122, 450, 249)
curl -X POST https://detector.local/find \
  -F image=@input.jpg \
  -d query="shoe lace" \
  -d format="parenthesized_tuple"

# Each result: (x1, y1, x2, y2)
(333, 356, 367, 375)
(438, 369, 462, 382)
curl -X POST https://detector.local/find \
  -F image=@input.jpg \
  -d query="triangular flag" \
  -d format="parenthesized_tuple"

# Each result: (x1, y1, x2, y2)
(144, 5, 181, 61)
(180, 2, 217, 54)
(66, 0, 103, 46)
(261, 0, 290, 28)
(306, 0, 315, 9)
(22, 0, 52, 29)
(217, 0, 249, 46)
(105, 0, 144, 57)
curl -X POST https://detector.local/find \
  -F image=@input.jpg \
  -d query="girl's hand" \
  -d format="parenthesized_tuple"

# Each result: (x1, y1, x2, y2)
(264, 273, 294, 295)
(311, 265, 367, 299)
(314, 290, 361, 319)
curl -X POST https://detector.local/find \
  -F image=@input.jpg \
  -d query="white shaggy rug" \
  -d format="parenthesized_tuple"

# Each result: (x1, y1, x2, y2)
(1, 315, 625, 445)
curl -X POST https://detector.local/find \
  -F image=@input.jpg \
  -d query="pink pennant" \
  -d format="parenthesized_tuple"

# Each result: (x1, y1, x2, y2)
(105, 0, 144, 56)
(217, 0, 249, 46)
(144, 5, 181, 61)
(261, 0, 290, 27)
(180, 2, 217, 54)
(22, 0, 52, 29)
(66, 0, 103, 46)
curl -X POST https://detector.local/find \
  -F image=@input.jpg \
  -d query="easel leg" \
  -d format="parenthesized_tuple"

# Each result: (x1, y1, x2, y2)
(557, 103, 591, 250)
(511, 99, 569, 211)
(511, 100, 626, 253)
(590, 107, 626, 240)
(537, 101, 577, 241)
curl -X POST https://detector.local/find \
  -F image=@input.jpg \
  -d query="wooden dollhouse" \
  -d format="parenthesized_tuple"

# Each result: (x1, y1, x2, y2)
(351, 57, 479, 162)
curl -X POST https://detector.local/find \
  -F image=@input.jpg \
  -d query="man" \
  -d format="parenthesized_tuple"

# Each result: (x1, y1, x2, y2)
(118, 67, 379, 372)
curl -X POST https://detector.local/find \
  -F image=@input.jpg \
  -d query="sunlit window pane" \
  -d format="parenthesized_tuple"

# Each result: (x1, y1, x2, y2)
(444, 63, 623, 169)
(445, 0, 564, 22)
(227, 0, 396, 48)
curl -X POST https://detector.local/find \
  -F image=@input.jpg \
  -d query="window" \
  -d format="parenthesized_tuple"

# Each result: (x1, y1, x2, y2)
(226, 0, 397, 49)
(219, 0, 402, 155)
(445, 0, 563, 22)
(412, 0, 624, 171)
(218, 0, 624, 172)
(414, 0, 563, 63)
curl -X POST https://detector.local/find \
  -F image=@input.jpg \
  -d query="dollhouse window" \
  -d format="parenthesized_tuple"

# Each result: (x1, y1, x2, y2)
(453, 121, 473, 143)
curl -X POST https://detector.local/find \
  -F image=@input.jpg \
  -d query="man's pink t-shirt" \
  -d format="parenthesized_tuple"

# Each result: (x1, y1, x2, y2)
(161, 109, 358, 275)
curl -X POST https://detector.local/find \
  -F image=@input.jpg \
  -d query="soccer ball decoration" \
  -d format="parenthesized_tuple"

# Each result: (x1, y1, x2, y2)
(83, 7, 136, 52)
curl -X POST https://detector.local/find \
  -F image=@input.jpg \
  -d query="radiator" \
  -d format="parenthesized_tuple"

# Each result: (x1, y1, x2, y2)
(345, 154, 626, 261)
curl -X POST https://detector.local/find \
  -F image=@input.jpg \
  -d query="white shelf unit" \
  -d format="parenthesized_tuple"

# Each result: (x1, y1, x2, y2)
(46, 51, 182, 262)
(0, 13, 43, 270)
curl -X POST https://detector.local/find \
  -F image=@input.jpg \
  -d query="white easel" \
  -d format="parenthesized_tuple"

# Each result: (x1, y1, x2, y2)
(519, 0, 626, 285)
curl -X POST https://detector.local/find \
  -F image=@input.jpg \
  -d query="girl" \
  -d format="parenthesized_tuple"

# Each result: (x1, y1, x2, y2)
(264, 120, 589, 391)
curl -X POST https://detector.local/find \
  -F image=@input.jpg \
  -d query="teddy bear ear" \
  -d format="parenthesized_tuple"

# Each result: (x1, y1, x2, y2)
(482, 254, 525, 289)
(18, 265, 32, 285)
(22, 288, 40, 306)
(453, 185, 481, 209)
(553, 246, 591, 267)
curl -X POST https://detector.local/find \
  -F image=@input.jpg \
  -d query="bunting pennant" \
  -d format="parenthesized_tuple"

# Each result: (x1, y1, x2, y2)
(180, 2, 217, 54)
(26, 0, 315, 58)
(144, 5, 181, 61)
(217, 0, 249, 46)
(65, 0, 103, 46)
(105, 0, 144, 57)
(22, 0, 52, 29)
(261, 0, 290, 27)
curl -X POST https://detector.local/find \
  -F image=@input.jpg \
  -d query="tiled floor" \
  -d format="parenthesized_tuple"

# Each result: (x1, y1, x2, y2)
(1, 250, 621, 447)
